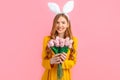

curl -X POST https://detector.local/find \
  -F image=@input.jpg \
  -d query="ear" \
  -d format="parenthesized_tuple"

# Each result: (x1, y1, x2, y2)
(62, 0, 74, 14)
(48, 2, 61, 14)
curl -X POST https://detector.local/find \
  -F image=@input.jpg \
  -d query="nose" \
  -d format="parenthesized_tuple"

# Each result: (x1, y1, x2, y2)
(58, 23, 63, 27)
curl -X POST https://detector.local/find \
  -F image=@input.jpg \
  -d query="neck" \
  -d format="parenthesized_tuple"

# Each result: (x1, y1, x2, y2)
(58, 33, 64, 38)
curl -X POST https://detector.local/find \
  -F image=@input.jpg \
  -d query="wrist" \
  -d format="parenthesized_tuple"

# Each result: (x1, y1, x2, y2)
(50, 59, 54, 67)
(50, 64, 54, 67)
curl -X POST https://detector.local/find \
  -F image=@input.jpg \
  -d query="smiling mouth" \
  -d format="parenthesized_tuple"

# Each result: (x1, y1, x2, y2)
(58, 29, 63, 31)
(57, 27, 64, 31)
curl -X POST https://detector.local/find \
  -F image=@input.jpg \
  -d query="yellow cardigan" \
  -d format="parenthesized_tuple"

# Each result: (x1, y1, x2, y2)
(41, 36, 78, 80)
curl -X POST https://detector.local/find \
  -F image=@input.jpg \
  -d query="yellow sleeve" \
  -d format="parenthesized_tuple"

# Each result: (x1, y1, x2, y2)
(41, 36, 52, 70)
(62, 37, 78, 69)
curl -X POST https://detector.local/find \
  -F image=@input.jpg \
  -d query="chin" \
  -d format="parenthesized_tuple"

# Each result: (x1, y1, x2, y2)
(57, 30, 65, 34)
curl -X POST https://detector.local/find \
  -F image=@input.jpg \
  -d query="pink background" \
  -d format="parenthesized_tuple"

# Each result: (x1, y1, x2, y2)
(0, 0, 120, 80)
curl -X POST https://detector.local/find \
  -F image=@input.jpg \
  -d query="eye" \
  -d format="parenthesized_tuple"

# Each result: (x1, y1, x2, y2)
(56, 21, 59, 24)
(62, 21, 65, 24)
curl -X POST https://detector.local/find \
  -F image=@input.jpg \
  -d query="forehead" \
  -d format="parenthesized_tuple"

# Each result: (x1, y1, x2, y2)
(57, 16, 67, 22)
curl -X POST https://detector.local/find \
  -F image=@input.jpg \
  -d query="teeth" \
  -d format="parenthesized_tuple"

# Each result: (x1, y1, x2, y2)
(58, 28, 63, 30)
(59, 28, 62, 30)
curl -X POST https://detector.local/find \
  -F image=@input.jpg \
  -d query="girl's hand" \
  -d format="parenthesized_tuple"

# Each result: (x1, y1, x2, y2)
(50, 54, 61, 64)
(60, 52, 67, 63)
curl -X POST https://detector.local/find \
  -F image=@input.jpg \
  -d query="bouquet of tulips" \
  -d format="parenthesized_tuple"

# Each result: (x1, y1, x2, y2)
(48, 36, 73, 80)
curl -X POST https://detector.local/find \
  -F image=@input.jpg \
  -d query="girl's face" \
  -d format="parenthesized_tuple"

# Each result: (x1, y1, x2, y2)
(55, 16, 69, 34)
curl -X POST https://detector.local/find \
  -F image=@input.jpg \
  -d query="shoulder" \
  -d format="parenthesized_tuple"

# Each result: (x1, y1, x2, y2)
(43, 36, 51, 43)
(43, 36, 51, 40)
(72, 36, 78, 49)
(72, 36, 78, 42)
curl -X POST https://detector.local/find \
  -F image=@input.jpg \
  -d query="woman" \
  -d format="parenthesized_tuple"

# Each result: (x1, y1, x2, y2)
(41, 13, 78, 80)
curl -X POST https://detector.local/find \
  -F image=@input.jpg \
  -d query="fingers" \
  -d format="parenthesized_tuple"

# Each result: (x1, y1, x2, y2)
(50, 53, 67, 64)
(59, 58, 63, 63)
(50, 55, 61, 64)
(54, 54, 61, 57)
(62, 52, 67, 57)
(60, 53, 67, 61)
(60, 54, 66, 61)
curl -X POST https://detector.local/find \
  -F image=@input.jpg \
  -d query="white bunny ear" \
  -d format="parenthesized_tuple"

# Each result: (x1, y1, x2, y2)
(62, 0, 74, 13)
(48, 2, 61, 14)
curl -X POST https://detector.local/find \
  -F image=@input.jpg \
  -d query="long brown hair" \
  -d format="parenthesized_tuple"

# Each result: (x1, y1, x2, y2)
(45, 13, 76, 60)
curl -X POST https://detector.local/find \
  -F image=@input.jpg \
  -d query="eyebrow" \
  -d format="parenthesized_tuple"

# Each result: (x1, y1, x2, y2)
(57, 20, 65, 22)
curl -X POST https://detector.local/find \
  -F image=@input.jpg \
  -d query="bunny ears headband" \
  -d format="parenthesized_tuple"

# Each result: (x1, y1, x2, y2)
(48, 0, 74, 19)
